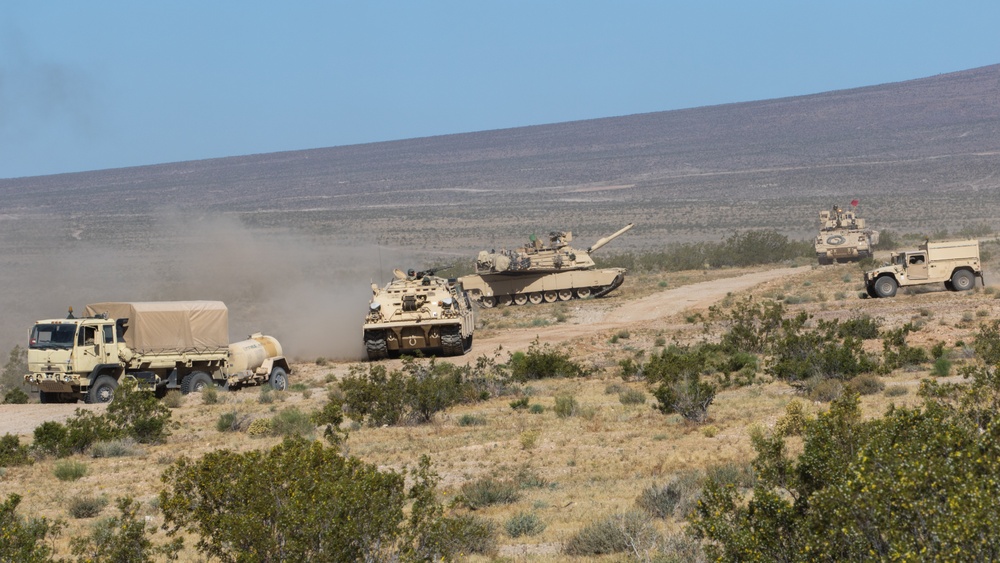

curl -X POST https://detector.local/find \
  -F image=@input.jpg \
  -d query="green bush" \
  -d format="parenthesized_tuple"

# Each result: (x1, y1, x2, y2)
(0, 434, 33, 467)
(67, 495, 108, 519)
(553, 394, 578, 418)
(635, 482, 682, 518)
(433, 514, 499, 557)
(0, 493, 63, 562)
(458, 414, 487, 427)
(216, 411, 251, 433)
(0, 345, 27, 396)
(270, 407, 315, 438)
(104, 378, 172, 444)
(931, 357, 953, 377)
(509, 397, 529, 410)
(459, 477, 520, 509)
(201, 386, 219, 405)
(160, 440, 474, 561)
(340, 358, 470, 426)
(509, 339, 586, 381)
(32, 421, 69, 457)
(90, 439, 143, 458)
(618, 388, 646, 405)
(504, 512, 546, 537)
(564, 511, 659, 556)
(3, 387, 29, 404)
(528, 403, 545, 414)
(53, 459, 88, 481)
(69, 497, 181, 561)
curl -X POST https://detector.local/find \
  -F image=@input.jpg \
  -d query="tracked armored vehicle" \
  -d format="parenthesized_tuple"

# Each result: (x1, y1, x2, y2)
(459, 224, 633, 307)
(815, 203, 878, 264)
(363, 269, 475, 361)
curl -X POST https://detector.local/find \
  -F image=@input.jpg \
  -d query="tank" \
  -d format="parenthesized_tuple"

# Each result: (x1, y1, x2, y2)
(815, 203, 879, 265)
(363, 268, 476, 361)
(458, 224, 634, 307)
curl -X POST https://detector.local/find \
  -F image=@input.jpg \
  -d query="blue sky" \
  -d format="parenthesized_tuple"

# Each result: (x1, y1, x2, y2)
(2, 1, 999, 179)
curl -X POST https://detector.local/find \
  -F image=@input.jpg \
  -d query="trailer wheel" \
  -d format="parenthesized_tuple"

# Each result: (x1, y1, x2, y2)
(951, 270, 975, 292)
(85, 375, 118, 404)
(181, 371, 214, 394)
(268, 367, 288, 391)
(874, 276, 897, 298)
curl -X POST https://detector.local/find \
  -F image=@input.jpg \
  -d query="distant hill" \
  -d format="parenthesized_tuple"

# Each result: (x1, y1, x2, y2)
(2, 63, 1000, 250)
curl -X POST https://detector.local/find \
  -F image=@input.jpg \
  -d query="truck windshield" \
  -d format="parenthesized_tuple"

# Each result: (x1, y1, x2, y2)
(29, 324, 77, 350)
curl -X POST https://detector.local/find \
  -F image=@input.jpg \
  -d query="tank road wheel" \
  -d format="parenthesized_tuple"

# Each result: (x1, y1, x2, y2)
(513, 294, 528, 306)
(181, 371, 214, 394)
(874, 276, 898, 298)
(365, 331, 389, 361)
(558, 290, 573, 301)
(268, 367, 289, 391)
(951, 270, 975, 292)
(85, 375, 118, 404)
(543, 291, 558, 303)
(440, 326, 464, 356)
(497, 295, 513, 306)
(481, 296, 497, 308)
(575, 287, 592, 299)
(528, 292, 543, 304)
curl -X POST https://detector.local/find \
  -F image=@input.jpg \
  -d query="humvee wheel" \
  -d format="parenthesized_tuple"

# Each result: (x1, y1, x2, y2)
(86, 375, 118, 404)
(576, 287, 591, 299)
(181, 371, 214, 394)
(480, 296, 496, 308)
(513, 294, 528, 306)
(528, 292, 543, 304)
(543, 291, 558, 303)
(558, 290, 573, 301)
(874, 276, 897, 298)
(951, 270, 975, 292)
(497, 295, 513, 306)
(268, 367, 289, 391)
(866, 284, 878, 298)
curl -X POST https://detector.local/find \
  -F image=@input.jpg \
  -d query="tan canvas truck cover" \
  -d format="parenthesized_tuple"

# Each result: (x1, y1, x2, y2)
(84, 301, 229, 352)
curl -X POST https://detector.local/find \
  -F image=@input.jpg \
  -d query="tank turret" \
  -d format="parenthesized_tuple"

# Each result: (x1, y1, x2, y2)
(460, 224, 634, 307)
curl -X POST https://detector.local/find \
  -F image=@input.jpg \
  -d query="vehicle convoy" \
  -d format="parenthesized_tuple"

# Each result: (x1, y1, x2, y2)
(458, 223, 634, 307)
(24, 301, 290, 403)
(815, 203, 879, 264)
(363, 269, 475, 361)
(863, 239, 983, 298)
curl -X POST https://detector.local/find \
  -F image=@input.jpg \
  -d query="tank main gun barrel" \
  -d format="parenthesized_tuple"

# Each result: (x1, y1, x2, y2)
(587, 223, 634, 253)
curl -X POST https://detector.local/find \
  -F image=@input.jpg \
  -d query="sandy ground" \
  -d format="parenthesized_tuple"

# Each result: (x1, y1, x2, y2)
(0, 266, 809, 437)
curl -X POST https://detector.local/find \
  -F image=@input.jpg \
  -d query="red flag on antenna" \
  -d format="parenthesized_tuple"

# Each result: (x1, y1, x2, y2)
(850, 199, 859, 207)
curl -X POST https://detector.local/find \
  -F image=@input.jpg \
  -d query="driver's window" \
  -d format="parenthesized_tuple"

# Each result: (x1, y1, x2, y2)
(909, 255, 925, 265)
(77, 326, 97, 346)
(103, 325, 114, 344)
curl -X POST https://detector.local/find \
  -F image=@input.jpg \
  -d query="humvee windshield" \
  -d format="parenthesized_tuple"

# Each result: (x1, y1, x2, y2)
(29, 323, 77, 350)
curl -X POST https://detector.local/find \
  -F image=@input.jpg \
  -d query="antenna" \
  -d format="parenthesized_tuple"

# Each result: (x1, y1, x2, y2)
(377, 242, 384, 285)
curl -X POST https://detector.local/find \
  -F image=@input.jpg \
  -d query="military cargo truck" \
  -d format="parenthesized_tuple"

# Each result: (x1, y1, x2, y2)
(364, 269, 475, 360)
(24, 301, 290, 403)
(863, 239, 982, 298)
(815, 204, 879, 264)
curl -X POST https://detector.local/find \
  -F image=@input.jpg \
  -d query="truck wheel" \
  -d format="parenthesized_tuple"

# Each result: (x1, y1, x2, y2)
(268, 367, 288, 391)
(181, 371, 214, 394)
(874, 276, 897, 298)
(951, 270, 975, 292)
(866, 284, 878, 298)
(85, 375, 118, 404)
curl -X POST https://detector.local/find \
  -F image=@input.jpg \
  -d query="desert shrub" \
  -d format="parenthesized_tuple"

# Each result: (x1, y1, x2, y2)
(847, 374, 885, 395)
(459, 477, 520, 509)
(62, 409, 115, 454)
(553, 394, 578, 418)
(53, 459, 88, 481)
(773, 400, 807, 437)
(618, 388, 647, 405)
(604, 382, 629, 395)
(32, 421, 69, 457)
(67, 495, 109, 519)
(528, 403, 544, 414)
(931, 356, 953, 377)
(0, 493, 63, 562)
(3, 387, 28, 404)
(974, 319, 1000, 365)
(635, 482, 682, 518)
(930, 341, 948, 359)
(651, 371, 717, 423)
(504, 512, 546, 537)
(247, 417, 272, 437)
(0, 434, 33, 467)
(458, 414, 487, 427)
(706, 461, 756, 490)
(270, 407, 315, 438)
(884, 386, 909, 397)
(564, 511, 659, 556)
(0, 345, 27, 396)
(69, 497, 181, 561)
(519, 430, 539, 450)
(340, 358, 470, 426)
(716, 297, 785, 354)
(201, 386, 219, 405)
(768, 313, 878, 381)
(161, 390, 183, 408)
(433, 514, 499, 557)
(161, 439, 469, 561)
(509, 397, 529, 410)
(508, 339, 586, 381)
(807, 377, 844, 402)
(104, 378, 172, 444)
(216, 411, 253, 433)
(90, 438, 143, 458)
(880, 325, 928, 373)
(837, 314, 881, 340)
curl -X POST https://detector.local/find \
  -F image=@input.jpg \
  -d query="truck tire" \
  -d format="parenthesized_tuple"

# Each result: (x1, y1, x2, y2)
(874, 276, 897, 298)
(951, 270, 975, 292)
(181, 371, 214, 394)
(85, 375, 118, 404)
(268, 367, 288, 391)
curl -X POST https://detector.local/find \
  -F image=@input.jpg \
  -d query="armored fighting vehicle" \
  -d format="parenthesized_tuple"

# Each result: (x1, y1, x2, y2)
(363, 269, 475, 360)
(459, 224, 634, 307)
(815, 203, 879, 264)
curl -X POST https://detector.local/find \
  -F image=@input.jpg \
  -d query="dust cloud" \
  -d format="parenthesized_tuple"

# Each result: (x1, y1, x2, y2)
(0, 211, 409, 362)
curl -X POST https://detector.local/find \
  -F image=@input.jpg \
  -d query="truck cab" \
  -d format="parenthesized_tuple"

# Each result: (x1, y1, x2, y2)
(26, 314, 123, 403)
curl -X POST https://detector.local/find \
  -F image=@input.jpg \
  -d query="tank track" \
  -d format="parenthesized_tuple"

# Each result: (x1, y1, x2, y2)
(591, 272, 626, 298)
(440, 326, 464, 356)
(364, 331, 388, 361)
